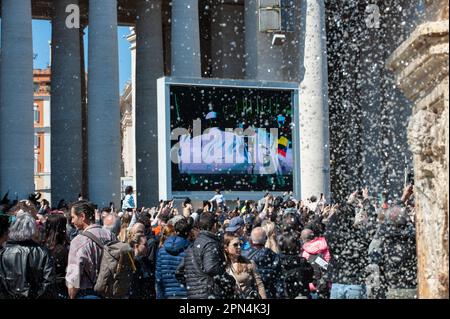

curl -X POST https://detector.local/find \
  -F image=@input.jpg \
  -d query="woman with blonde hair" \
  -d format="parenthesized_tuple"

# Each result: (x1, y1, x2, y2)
(223, 233, 266, 299)
(118, 212, 132, 242)
(261, 220, 279, 254)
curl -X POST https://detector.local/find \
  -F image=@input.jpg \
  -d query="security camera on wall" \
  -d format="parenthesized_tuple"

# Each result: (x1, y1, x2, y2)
(272, 33, 286, 46)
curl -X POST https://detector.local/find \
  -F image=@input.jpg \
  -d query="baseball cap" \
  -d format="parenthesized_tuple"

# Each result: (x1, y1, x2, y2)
(225, 216, 244, 233)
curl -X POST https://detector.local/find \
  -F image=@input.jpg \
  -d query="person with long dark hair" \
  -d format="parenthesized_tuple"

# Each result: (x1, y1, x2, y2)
(43, 213, 69, 298)
(224, 233, 267, 299)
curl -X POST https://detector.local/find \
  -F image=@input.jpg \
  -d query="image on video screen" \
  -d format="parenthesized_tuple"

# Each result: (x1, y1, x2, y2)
(169, 84, 295, 192)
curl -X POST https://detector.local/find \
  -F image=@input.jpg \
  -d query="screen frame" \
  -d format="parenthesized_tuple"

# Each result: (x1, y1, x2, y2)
(157, 76, 301, 201)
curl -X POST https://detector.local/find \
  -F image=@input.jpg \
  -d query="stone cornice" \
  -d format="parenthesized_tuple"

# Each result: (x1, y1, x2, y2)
(387, 20, 449, 102)
(415, 77, 449, 112)
(387, 20, 449, 70)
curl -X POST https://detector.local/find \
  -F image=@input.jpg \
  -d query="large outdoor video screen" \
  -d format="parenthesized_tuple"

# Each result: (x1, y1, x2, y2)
(169, 84, 295, 192)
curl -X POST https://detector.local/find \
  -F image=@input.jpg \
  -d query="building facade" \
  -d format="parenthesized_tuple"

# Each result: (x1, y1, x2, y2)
(120, 79, 135, 200)
(33, 68, 51, 203)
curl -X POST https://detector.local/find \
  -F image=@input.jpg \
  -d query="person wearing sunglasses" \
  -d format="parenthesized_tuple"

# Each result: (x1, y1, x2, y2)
(224, 233, 267, 299)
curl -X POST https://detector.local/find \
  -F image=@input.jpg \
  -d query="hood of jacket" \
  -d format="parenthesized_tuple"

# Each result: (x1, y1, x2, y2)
(164, 235, 189, 256)
(302, 236, 328, 255)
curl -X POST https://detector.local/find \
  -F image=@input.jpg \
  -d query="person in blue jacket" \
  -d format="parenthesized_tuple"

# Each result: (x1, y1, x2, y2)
(155, 216, 191, 299)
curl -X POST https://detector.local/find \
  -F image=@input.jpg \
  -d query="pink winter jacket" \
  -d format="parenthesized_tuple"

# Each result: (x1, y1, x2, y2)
(302, 237, 331, 262)
(301, 237, 331, 292)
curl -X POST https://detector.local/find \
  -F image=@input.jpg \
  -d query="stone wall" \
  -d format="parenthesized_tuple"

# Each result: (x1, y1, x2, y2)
(387, 0, 449, 298)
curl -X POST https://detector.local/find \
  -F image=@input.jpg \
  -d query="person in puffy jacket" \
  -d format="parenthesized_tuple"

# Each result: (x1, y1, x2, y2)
(156, 217, 191, 299)
(176, 212, 236, 299)
(301, 228, 331, 299)
(0, 206, 56, 299)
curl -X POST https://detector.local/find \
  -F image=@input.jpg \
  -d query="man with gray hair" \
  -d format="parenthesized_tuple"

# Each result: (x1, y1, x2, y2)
(0, 203, 56, 298)
(250, 226, 267, 245)
(242, 227, 281, 298)
(102, 213, 119, 237)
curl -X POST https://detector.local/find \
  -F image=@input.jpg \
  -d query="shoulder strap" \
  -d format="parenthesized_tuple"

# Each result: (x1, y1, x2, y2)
(246, 248, 259, 260)
(81, 230, 104, 250)
(79, 231, 104, 287)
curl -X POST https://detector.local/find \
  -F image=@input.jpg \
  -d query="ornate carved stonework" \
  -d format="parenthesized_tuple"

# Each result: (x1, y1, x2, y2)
(388, 0, 449, 299)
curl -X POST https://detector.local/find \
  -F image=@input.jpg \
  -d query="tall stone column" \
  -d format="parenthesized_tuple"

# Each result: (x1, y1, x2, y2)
(210, 0, 245, 79)
(87, 0, 120, 207)
(135, 0, 164, 207)
(51, 0, 83, 205)
(171, 0, 201, 77)
(80, 26, 88, 199)
(0, 0, 34, 200)
(244, 0, 284, 81)
(298, 0, 330, 200)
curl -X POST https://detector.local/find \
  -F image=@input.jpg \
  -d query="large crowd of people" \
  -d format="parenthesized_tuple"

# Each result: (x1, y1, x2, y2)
(0, 184, 417, 299)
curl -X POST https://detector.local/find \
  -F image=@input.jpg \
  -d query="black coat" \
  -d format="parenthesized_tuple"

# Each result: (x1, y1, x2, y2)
(0, 240, 56, 299)
(325, 204, 371, 285)
(176, 230, 235, 299)
(243, 246, 281, 299)
(141, 231, 159, 299)
(278, 253, 314, 298)
(371, 222, 417, 289)
(129, 255, 154, 299)
(49, 243, 68, 298)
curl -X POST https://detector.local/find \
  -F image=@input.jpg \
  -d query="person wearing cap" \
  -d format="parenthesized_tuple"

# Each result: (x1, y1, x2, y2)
(225, 216, 245, 235)
(226, 216, 251, 251)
